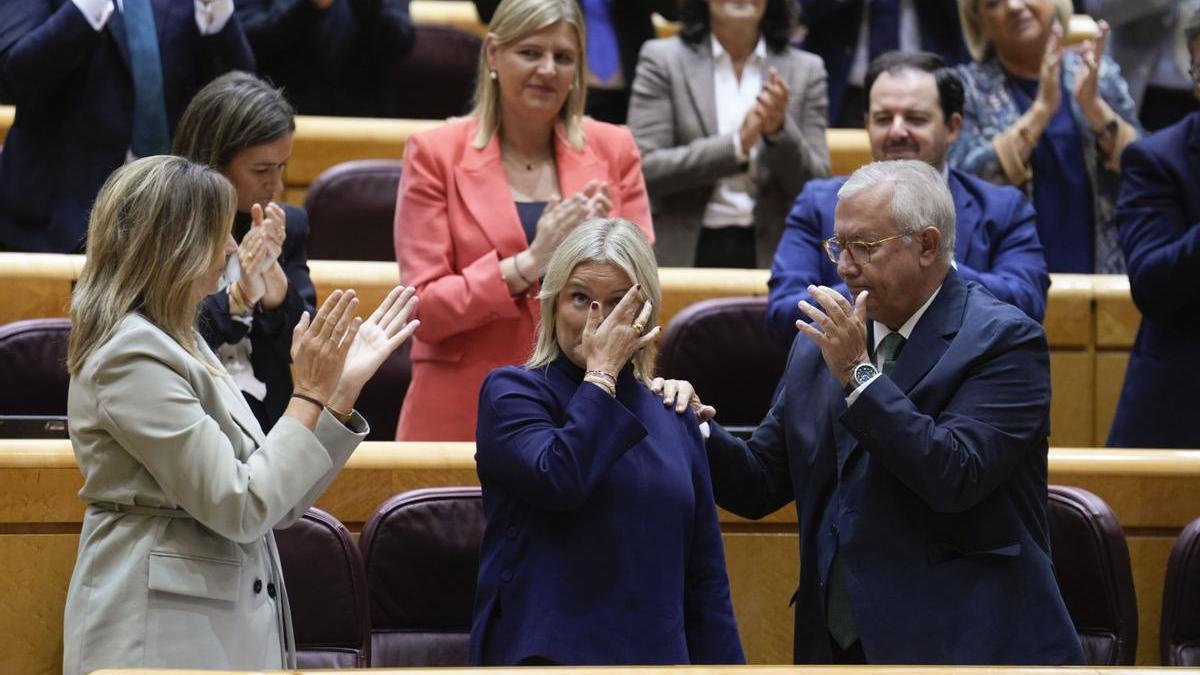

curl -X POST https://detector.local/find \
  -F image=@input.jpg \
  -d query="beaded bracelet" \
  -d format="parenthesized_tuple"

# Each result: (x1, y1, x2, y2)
(585, 369, 616, 387)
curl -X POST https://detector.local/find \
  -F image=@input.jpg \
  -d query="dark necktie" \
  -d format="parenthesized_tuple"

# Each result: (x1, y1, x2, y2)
(582, 0, 620, 82)
(879, 332, 906, 377)
(124, 0, 170, 157)
(867, 0, 901, 62)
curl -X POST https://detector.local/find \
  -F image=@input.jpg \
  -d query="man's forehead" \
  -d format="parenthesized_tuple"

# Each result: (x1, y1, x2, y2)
(834, 186, 895, 236)
(869, 70, 940, 111)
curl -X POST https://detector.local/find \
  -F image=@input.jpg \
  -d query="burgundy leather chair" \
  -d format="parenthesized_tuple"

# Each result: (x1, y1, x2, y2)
(358, 487, 484, 666)
(0, 318, 71, 436)
(1161, 516, 1200, 666)
(275, 507, 372, 668)
(655, 296, 788, 434)
(1047, 484, 1138, 665)
(304, 159, 402, 262)
(389, 25, 481, 119)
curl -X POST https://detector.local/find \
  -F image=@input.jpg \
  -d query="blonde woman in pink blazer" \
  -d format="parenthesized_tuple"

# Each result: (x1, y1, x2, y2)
(393, 0, 653, 441)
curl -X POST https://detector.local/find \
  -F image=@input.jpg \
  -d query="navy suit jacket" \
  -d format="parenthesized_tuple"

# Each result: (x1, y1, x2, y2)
(0, 1, 254, 252)
(797, 0, 969, 124)
(198, 205, 316, 432)
(237, 0, 415, 117)
(471, 357, 744, 666)
(1108, 112, 1200, 448)
(766, 169, 1049, 347)
(707, 269, 1083, 664)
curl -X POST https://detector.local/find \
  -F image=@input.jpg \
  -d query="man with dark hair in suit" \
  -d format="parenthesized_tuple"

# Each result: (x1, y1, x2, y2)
(696, 159, 1083, 665)
(1107, 9, 1200, 449)
(766, 50, 1048, 348)
(473, 0, 678, 124)
(0, 0, 254, 253)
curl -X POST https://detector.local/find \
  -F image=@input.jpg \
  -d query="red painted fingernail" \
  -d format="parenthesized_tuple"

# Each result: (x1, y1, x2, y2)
(591, 302, 599, 310)
(634, 284, 641, 290)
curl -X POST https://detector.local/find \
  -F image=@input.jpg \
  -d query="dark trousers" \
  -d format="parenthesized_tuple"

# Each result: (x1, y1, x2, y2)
(1140, 85, 1200, 132)
(695, 225, 757, 268)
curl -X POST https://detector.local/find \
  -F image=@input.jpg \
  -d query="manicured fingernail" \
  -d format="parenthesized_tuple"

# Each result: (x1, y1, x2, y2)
(591, 302, 599, 310)
(634, 284, 641, 291)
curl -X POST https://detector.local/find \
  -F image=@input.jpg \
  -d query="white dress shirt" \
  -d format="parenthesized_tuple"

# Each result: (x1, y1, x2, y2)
(702, 35, 767, 230)
(72, 0, 234, 35)
(845, 283, 942, 405)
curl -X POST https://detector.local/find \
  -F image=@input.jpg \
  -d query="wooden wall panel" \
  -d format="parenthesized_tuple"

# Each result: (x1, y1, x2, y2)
(1095, 352, 1131, 448)
(1049, 352, 1094, 448)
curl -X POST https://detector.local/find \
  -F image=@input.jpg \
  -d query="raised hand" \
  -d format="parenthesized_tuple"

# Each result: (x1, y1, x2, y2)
(756, 67, 791, 136)
(581, 284, 659, 375)
(252, 202, 290, 310)
(1073, 19, 1111, 128)
(795, 286, 869, 388)
(328, 286, 420, 412)
(527, 186, 605, 275)
(290, 290, 360, 404)
(1034, 22, 1064, 118)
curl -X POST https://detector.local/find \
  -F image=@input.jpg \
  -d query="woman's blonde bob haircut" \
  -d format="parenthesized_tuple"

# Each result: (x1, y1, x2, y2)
(470, 0, 588, 151)
(67, 156, 237, 375)
(958, 0, 1073, 62)
(526, 218, 660, 385)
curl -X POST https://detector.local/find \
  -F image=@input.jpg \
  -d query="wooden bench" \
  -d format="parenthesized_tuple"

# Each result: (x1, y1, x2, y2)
(0, 441, 1193, 671)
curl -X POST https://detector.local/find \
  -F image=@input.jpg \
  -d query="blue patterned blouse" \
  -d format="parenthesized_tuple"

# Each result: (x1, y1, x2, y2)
(949, 52, 1140, 274)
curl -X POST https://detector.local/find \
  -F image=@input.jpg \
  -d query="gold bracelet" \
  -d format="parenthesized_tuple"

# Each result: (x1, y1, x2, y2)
(583, 375, 616, 397)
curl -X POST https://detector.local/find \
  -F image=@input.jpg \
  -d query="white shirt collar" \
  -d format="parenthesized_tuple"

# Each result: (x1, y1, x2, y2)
(872, 283, 943, 361)
(710, 34, 767, 64)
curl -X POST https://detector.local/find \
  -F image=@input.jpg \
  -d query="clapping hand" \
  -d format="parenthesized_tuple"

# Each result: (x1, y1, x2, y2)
(796, 285, 869, 388)
(328, 286, 420, 413)
(1072, 19, 1112, 129)
(527, 180, 611, 276)
(756, 67, 790, 136)
(1034, 22, 1064, 118)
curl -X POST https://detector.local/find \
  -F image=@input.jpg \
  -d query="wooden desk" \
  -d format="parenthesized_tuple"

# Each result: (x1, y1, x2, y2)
(2, 442, 1196, 671)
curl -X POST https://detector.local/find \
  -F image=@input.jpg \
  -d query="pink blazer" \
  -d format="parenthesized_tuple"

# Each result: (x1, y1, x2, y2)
(393, 117, 654, 441)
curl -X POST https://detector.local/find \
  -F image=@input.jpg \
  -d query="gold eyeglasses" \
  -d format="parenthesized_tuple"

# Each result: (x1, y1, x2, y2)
(822, 233, 910, 265)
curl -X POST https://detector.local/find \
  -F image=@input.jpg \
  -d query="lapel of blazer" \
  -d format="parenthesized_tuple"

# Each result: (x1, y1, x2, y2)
(197, 336, 267, 448)
(555, 122, 605, 199)
(453, 122, 528, 259)
(888, 269, 965, 394)
(948, 170, 979, 262)
(683, 40, 718, 138)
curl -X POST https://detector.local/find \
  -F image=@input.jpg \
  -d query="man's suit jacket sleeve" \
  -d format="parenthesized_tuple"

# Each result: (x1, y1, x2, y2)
(839, 314, 1051, 513)
(766, 183, 848, 347)
(628, 40, 745, 198)
(1117, 138, 1200, 320)
(705, 382, 795, 520)
(90, 324, 364, 544)
(0, 2, 104, 104)
(952, 188, 1049, 322)
(475, 368, 648, 512)
(197, 8, 256, 80)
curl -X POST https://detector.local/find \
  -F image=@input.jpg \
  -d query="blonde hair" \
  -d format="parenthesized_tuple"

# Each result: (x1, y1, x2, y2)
(68, 156, 237, 374)
(526, 218, 660, 385)
(470, 0, 588, 150)
(958, 0, 1073, 62)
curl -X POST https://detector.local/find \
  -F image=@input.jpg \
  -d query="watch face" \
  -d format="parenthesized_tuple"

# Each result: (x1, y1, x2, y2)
(854, 363, 876, 385)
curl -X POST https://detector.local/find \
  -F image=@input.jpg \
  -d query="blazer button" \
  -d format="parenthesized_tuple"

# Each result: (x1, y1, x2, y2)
(253, 579, 263, 594)
(505, 525, 518, 539)
(501, 569, 514, 582)
(267, 582, 277, 599)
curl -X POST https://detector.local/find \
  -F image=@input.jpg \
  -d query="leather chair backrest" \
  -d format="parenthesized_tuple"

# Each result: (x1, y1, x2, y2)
(0, 319, 71, 416)
(655, 296, 788, 431)
(390, 25, 481, 119)
(358, 487, 484, 667)
(1047, 484, 1138, 665)
(355, 341, 412, 441)
(304, 159, 402, 262)
(1162, 516, 1200, 666)
(275, 507, 371, 668)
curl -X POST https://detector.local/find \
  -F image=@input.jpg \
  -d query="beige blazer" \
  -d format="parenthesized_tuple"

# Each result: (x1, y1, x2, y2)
(628, 36, 830, 268)
(62, 313, 366, 675)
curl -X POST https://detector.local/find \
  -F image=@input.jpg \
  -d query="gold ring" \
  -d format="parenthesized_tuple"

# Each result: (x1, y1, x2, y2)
(632, 321, 645, 335)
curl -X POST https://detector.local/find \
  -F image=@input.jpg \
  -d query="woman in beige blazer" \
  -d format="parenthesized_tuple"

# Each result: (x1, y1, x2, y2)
(628, 0, 830, 268)
(62, 156, 419, 674)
